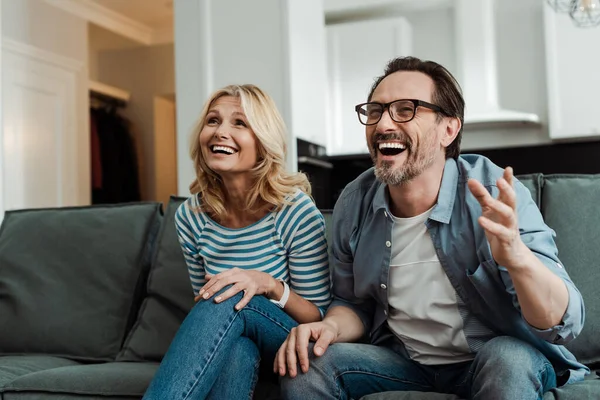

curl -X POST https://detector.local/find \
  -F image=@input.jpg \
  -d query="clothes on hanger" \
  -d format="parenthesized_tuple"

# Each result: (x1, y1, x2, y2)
(90, 102, 141, 204)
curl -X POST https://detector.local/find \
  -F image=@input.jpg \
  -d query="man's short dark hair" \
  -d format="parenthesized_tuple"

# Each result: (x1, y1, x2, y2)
(368, 57, 465, 160)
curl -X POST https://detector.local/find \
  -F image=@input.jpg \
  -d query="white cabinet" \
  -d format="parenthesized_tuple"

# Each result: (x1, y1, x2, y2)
(326, 18, 412, 156)
(544, 7, 600, 139)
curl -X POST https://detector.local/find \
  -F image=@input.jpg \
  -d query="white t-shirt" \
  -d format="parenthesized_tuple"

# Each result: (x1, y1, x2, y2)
(387, 207, 475, 365)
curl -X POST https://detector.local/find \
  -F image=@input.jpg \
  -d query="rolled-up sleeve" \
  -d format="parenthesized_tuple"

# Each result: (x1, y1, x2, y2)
(329, 191, 375, 336)
(524, 258, 585, 345)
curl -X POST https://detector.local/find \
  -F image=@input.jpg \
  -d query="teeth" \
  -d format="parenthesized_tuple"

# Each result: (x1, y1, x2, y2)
(212, 145, 236, 154)
(378, 142, 406, 150)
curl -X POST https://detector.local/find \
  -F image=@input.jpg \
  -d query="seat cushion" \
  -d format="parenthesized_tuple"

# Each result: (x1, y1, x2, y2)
(118, 197, 195, 362)
(541, 175, 600, 367)
(0, 361, 158, 400)
(0, 356, 79, 389)
(543, 370, 600, 399)
(0, 204, 162, 362)
(361, 392, 459, 400)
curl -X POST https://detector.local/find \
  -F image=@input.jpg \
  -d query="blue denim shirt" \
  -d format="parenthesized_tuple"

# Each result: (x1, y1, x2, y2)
(329, 154, 588, 384)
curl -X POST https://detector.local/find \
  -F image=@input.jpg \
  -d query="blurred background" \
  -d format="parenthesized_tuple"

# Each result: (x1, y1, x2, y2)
(0, 0, 598, 218)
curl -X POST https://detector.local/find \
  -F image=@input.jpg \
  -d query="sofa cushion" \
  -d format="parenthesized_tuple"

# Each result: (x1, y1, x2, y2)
(117, 197, 195, 362)
(0, 361, 158, 400)
(541, 175, 600, 367)
(543, 370, 600, 400)
(0, 204, 162, 362)
(516, 173, 542, 208)
(0, 356, 79, 389)
(361, 392, 459, 400)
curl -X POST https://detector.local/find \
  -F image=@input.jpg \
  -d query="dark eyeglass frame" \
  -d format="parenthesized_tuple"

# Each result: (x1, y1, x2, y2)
(354, 99, 447, 126)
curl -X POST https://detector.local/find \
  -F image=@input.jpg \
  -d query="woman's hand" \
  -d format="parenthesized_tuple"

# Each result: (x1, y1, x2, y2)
(196, 268, 278, 310)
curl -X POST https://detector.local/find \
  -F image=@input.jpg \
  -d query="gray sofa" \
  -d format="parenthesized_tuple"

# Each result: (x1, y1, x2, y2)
(0, 173, 598, 400)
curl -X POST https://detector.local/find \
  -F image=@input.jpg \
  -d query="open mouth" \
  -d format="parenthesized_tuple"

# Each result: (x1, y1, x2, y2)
(210, 145, 238, 155)
(378, 142, 407, 156)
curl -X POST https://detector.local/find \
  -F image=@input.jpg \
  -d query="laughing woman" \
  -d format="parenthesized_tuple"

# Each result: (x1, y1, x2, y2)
(143, 84, 331, 400)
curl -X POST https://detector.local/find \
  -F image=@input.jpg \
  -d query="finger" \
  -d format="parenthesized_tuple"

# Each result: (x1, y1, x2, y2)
(274, 340, 288, 375)
(286, 329, 299, 378)
(234, 289, 255, 310)
(213, 284, 245, 304)
(504, 167, 514, 187)
(198, 273, 217, 297)
(497, 177, 517, 210)
(313, 328, 336, 357)
(274, 346, 285, 375)
(478, 216, 515, 240)
(295, 326, 312, 373)
(201, 274, 233, 300)
(467, 178, 492, 206)
(481, 195, 516, 225)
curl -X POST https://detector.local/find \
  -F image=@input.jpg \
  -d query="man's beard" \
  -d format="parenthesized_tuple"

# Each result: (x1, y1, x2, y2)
(371, 131, 436, 186)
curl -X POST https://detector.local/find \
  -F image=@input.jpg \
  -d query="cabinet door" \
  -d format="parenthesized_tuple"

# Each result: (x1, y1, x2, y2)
(544, 7, 600, 139)
(326, 18, 412, 156)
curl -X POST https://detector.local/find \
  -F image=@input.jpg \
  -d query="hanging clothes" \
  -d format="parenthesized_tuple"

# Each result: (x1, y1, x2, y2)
(91, 107, 141, 204)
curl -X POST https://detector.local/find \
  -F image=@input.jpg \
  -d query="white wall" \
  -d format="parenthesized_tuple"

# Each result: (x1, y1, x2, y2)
(2, 0, 87, 61)
(174, 0, 330, 196)
(324, 0, 555, 152)
(1, 0, 90, 206)
(96, 43, 175, 201)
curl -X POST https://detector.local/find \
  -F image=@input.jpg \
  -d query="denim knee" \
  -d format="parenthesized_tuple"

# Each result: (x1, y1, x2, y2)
(476, 336, 549, 371)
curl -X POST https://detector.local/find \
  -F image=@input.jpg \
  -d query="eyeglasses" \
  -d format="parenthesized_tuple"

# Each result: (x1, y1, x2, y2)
(354, 99, 447, 126)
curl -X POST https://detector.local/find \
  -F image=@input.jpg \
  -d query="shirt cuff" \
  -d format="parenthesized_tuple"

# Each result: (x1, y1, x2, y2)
(526, 281, 583, 345)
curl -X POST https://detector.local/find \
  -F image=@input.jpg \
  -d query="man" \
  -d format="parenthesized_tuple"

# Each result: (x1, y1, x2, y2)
(273, 57, 588, 400)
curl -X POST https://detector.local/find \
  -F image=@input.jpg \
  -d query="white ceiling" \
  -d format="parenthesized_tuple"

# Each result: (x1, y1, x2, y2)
(90, 0, 173, 27)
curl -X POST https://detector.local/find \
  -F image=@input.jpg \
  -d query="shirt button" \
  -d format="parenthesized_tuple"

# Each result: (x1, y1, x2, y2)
(380, 283, 387, 290)
(384, 211, 388, 218)
(385, 241, 391, 247)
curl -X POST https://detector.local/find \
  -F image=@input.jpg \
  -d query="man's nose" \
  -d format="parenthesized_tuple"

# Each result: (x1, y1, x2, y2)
(376, 108, 398, 132)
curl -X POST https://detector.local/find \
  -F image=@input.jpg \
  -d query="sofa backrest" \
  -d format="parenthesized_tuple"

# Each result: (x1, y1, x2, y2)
(0, 203, 162, 362)
(539, 175, 600, 368)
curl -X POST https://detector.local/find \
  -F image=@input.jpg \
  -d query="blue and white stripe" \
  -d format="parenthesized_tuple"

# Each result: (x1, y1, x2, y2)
(175, 189, 331, 312)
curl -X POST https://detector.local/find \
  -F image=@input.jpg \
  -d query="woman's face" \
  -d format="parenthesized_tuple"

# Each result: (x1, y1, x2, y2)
(199, 96, 259, 179)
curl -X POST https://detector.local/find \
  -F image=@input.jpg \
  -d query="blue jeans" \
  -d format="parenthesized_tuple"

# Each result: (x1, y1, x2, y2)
(143, 291, 298, 400)
(280, 336, 557, 400)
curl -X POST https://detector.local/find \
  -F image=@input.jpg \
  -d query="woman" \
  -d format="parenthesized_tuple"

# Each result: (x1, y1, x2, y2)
(143, 84, 331, 400)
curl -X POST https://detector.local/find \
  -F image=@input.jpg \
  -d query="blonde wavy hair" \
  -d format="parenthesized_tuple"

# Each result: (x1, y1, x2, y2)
(189, 84, 311, 220)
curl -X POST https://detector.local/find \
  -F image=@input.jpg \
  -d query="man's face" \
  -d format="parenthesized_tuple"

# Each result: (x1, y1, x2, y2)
(366, 71, 445, 186)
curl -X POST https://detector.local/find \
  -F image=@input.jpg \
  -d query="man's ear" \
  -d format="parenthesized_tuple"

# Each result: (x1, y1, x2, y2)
(441, 117, 461, 148)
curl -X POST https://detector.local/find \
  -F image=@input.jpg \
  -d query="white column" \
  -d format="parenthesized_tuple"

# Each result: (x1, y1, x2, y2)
(174, 0, 328, 196)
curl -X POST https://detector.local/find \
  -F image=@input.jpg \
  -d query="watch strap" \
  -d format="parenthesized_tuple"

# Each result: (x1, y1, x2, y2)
(270, 279, 290, 308)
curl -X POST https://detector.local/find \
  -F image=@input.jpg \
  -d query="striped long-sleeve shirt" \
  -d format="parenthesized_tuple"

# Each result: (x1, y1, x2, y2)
(175, 189, 331, 312)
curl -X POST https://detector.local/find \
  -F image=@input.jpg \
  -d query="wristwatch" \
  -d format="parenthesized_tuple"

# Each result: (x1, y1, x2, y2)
(269, 279, 290, 308)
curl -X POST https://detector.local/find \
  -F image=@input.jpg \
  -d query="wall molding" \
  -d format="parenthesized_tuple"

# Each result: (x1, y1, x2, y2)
(2, 38, 84, 72)
(44, 0, 155, 45)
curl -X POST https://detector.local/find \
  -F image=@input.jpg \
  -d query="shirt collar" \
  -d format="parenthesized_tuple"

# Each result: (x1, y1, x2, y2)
(371, 158, 459, 224)
(430, 158, 458, 224)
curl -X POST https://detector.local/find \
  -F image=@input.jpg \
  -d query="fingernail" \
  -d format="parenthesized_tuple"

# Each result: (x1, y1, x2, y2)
(198, 290, 204, 295)
(215, 296, 221, 302)
(315, 346, 323, 355)
(203, 293, 209, 299)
